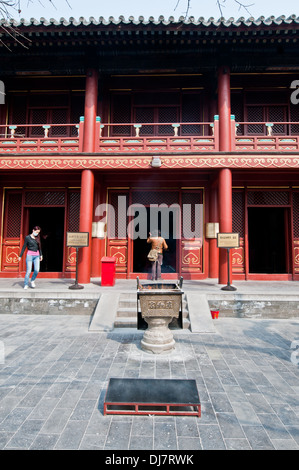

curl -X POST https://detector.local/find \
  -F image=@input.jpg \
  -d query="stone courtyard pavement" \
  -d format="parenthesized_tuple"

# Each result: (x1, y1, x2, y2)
(0, 314, 298, 451)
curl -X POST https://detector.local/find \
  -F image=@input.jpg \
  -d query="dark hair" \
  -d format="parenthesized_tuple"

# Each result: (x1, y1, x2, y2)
(32, 226, 41, 247)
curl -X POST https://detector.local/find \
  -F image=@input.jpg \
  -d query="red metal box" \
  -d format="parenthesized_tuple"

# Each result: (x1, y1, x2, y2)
(101, 256, 116, 286)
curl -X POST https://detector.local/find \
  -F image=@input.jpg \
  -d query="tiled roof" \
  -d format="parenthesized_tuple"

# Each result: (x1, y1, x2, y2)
(2, 14, 299, 28)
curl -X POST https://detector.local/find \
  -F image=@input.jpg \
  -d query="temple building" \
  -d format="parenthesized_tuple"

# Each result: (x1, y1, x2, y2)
(1, 14, 299, 283)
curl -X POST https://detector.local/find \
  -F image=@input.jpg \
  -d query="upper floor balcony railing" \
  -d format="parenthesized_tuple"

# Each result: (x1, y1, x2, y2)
(231, 119, 299, 152)
(95, 120, 218, 152)
(1, 116, 299, 154)
(0, 123, 82, 153)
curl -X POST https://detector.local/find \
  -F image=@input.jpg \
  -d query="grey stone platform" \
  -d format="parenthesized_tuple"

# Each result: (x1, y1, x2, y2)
(1, 278, 299, 330)
(0, 313, 298, 450)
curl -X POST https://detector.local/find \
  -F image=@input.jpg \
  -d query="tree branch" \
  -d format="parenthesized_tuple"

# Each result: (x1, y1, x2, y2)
(217, 0, 254, 17)
(0, 0, 72, 19)
(0, 1, 72, 50)
(175, 0, 255, 19)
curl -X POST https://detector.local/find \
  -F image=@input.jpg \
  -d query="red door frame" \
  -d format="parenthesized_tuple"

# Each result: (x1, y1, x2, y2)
(21, 201, 67, 279)
(106, 187, 205, 280)
(127, 190, 180, 280)
(4, 187, 78, 279)
(244, 189, 293, 281)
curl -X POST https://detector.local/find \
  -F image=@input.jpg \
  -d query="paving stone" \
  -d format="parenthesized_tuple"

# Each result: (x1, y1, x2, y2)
(0, 312, 298, 450)
(197, 424, 226, 449)
(242, 425, 275, 450)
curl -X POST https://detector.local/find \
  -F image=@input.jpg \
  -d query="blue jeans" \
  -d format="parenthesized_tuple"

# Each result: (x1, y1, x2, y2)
(24, 254, 40, 286)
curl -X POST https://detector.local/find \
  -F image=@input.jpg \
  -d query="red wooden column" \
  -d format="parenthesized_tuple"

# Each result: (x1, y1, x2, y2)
(83, 69, 98, 152)
(78, 69, 98, 284)
(218, 66, 231, 152)
(218, 66, 232, 284)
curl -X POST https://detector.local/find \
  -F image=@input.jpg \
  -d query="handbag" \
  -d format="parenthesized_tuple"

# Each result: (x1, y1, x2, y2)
(147, 241, 162, 262)
(147, 248, 159, 262)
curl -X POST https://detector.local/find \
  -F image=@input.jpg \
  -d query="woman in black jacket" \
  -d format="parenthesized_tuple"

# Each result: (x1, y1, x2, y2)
(19, 226, 43, 289)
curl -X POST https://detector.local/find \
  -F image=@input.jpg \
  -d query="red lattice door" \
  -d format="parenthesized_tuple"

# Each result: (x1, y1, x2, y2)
(232, 191, 245, 274)
(1, 191, 23, 273)
(65, 191, 80, 273)
(107, 191, 129, 276)
(293, 192, 299, 276)
(180, 191, 203, 275)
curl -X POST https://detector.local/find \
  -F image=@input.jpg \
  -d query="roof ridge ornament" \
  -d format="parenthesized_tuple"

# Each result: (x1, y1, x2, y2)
(88, 16, 99, 25)
(60, 17, 70, 26)
(78, 16, 89, 25)
(4, 13, 299, 29)
(49, 18, 59, 25)
(99, 16, 108, 25)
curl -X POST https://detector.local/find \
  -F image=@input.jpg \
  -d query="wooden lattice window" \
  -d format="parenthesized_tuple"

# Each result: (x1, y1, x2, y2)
(24, 191, 65, 206)
(67, 192, 80, 232)
(245, 91, 288, 135)
(135, 106, 179, 136)
(9, 92, 84, 137)
(293, 192, 299, 238)
(232, 191, 244, 237)
(247, 191, 289, 206)
(131, 191, 179, 206)
(231, 92, 244, 135)
(108, 192, 129, 239)
(181, 93, 202, 135)
(111, 91, 203, 136)
(4, 192, 22, 238)
(290, 104, 299, 135)
(181, 191, 203, 237)
(111, 94, 132, 136)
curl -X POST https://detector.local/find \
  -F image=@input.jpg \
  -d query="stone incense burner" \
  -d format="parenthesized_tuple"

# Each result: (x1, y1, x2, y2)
(137, 277, 183, 354)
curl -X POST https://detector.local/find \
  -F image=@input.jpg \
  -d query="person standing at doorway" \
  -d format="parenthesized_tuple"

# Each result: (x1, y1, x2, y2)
(147, 230, 168, 281)
(18, 226, 43, 289)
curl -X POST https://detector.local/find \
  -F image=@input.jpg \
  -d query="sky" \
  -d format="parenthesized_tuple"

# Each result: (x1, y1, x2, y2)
(11, 0, 299, 22)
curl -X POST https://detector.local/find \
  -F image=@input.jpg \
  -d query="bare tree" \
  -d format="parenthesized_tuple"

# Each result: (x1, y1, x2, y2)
(0, 1, 71, 51)
(0, 0, 71, 19)
(175, 0, 254, 18)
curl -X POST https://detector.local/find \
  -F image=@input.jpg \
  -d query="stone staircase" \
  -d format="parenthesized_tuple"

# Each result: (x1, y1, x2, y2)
(113, 291, 191, 329)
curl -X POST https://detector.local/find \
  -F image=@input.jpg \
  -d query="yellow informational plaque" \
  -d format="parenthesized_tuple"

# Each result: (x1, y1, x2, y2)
(66, 232, 89, 248)
(217, 233, 239, 249)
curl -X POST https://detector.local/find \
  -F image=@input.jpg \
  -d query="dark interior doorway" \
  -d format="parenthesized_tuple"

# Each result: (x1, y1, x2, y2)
(29, 207, 65, 272)
(133, 207, 177, 274)
(248, 207, 287, 273)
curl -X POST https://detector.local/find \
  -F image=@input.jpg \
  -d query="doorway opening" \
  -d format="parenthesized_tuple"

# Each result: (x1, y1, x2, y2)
(248, 207, 288, 274)
(133, 207, 177, 275)
(28, 207, 65, 272)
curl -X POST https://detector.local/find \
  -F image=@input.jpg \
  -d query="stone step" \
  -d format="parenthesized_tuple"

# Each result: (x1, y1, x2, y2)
(114, 317, 138, 328)
(115, 291, 190, 330)
(117, 307, 138, 318)
(114, 316, 191, 329)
